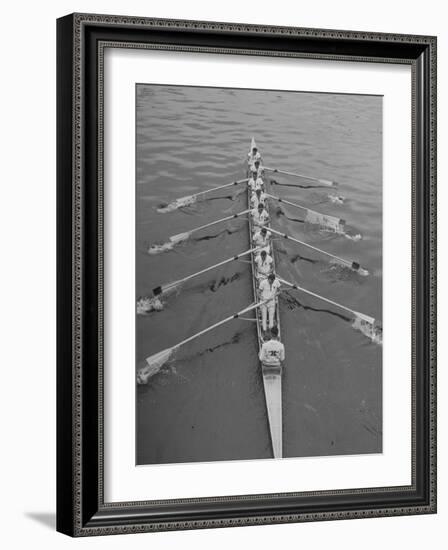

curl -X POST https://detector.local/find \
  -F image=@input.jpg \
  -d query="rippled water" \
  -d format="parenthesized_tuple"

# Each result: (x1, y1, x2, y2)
(136, 84, 382, 465)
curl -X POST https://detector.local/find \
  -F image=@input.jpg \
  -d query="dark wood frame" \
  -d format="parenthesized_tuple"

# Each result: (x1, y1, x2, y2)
(57, 13, 437, 536)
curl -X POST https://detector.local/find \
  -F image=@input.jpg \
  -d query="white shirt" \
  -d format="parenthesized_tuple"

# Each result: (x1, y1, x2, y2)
(248, 175, 263, 191)
(251, 208, 269, 226)
(248, 151, 261, 165)
(255, 254, 274, 276)
(253, 229, 271, 248)
(259, 339, 285, 365)
(259, 277, 281, 300)
(249, 162, 264, 176)
(250, 191, 266, 209)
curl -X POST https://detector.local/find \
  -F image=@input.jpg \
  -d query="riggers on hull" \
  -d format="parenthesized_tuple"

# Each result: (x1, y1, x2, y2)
(247, 137, 283, 459)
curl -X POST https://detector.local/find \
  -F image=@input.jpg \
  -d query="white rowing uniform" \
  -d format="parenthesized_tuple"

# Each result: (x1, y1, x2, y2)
(259, 277, 281, 331)
(248, 151, 261, 165)
(259, 338, 285, 366)
(249, 162, 264, 176)
(259, 276, 281, 302)
(253, 228, 271, 252)
(255, 253, 274, 278)
(250, 191, 267, 209)
(248, 175, 264, 192)
(251, 207, 269, 227)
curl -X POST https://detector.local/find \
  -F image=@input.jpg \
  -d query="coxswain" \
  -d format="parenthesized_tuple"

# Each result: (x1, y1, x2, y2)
(259, 326, 285, 363)
(248, 170, 263, 192)
(251, 202, 269, 227)
(259, 273, 281, 334)
(253, 226, 271, 253)
(248, 145, 261, 166)
(250, 188, 266, 209)
(255, 249, 273, 280)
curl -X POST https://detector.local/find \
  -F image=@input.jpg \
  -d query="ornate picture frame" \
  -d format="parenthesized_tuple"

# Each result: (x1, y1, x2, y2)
(57, 13, 437, 536)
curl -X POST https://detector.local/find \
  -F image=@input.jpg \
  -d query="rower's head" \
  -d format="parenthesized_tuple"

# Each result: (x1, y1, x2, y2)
(252, 147, 258, 153)
(252, 170, 257, 177)
(257, 203, 264, 212)
(254, 160, 260, 167)
(270, 326, 279, 339)
(261, 227, 267, 236)
(268, 273, 275, 283)
(260, 250, 267, 259)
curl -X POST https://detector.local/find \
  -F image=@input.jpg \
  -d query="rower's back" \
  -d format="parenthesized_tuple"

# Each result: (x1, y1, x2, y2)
(259, 336, 285, 366)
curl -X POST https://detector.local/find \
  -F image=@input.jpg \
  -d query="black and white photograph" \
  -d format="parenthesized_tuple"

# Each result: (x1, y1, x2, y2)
(135, 84, 383, 465)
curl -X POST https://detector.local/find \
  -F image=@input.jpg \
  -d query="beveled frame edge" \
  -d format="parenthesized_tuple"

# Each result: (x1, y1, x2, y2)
(56, 12, 437, 537)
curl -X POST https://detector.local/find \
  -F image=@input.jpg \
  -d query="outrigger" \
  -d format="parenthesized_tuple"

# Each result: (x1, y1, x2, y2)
(137, 138, 382, 460)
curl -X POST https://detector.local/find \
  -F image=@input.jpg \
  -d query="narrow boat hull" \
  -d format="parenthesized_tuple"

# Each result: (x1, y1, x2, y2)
(262, 364, 282, 459)
(248, 137, 283, 459)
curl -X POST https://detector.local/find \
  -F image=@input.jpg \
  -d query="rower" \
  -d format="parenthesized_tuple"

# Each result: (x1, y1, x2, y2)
(250, 188, 266, 209)
(255, 249, 273, 280)
(248, 170, 263, 192)
(259, 326, 285, 364)
(259, 273, 281, 334)
(248, 145, 261, 166)
(253, 226, 271, 253)
(249, 158, 264, 176)
(251, 202, 269, 227)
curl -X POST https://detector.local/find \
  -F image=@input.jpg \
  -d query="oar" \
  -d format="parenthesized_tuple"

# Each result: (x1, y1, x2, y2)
(157, 178, 249, 212)
(266, 192, 345, 233)
(269, 227, 368, 275)
(279, 278, 381, 344)
(169, 209, 250, 244)
(137, 300, 269, 384)
(153, 246, 260, 296)
(264, 166, 337, 187)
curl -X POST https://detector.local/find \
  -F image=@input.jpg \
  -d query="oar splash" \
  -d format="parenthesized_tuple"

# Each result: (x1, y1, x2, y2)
(157, 178, 248, 213)
(148, 209, 250, 254)
(137, 300, 269, 384)
(266, 192, 347, 235)
(279, 278, 382, 345)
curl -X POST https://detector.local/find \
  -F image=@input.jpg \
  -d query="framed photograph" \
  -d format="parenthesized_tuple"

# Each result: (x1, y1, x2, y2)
(57, 13, 437, 536)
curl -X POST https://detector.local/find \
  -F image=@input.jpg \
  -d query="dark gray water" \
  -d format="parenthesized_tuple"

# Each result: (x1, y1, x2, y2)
(136, 84, 382, 465)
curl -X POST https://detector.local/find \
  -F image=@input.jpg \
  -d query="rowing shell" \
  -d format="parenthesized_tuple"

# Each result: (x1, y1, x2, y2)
(248, 137, 283, 459)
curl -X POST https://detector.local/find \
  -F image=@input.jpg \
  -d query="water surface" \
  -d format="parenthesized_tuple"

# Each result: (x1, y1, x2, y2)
(136, 84, 382, 465)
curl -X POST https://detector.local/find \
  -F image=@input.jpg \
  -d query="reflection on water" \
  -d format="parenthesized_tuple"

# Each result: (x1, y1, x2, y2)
(136, 84, 382, 465)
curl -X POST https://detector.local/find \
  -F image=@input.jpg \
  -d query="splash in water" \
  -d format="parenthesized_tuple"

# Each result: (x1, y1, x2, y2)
(148, 241, 177, 255)
(137, 296, 164, 314)
(157, 196, 197, 213)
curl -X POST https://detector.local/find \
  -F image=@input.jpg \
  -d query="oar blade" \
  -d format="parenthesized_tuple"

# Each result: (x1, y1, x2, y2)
(305, 209, 344, 233)
(319, 178, 337, 187)
(137, 348, 174, 384)
(170, 232, 190, 244)
(157, 195, 197, 213)
(352, 313, 382, 345)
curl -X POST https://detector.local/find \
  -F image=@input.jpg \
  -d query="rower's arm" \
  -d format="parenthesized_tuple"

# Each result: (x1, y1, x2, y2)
(279, 345, 285, 362)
